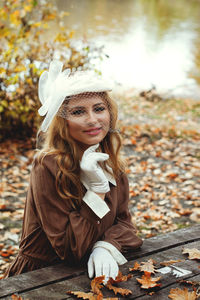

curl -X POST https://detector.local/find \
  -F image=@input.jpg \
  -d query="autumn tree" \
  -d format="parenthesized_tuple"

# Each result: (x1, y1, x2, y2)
(0, 0, 102, 141)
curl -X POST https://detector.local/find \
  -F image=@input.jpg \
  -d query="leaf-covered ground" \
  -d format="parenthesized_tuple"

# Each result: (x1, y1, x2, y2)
(0, 93, 200, 277)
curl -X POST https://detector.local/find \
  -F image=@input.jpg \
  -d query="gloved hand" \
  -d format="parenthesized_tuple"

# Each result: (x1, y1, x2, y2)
(80, 144, 110, 194)
(88, 247, 119, 283)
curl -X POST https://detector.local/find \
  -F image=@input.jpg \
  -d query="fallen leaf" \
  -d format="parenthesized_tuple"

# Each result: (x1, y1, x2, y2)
(106, 271, 132, 296)
(182, 248, 200, 260)
(140, 259, 156, 274)
(106, 283, 132, 296)
(168, 287, 197, 299)
(136, 272, 161, 289)
(108, 271, 132, 283)
(11, 295, 23, 300)
(160, 259, 185, 266)
(67, 291, 97, 300)
(91, 276, 104, 296)
(129, 261, 141, 271)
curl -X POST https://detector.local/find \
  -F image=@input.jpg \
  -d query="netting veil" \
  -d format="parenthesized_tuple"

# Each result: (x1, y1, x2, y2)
(38, 60, 113, 132)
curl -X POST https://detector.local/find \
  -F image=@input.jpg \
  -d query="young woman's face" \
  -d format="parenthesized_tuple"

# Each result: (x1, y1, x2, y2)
(66, 94, 110, 149)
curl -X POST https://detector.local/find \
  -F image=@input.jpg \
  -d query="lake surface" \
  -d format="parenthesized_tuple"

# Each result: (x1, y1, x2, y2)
(55, 0, 200, 99)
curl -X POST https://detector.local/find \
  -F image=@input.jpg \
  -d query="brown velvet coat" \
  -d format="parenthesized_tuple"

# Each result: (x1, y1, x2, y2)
(5, 154, 143, 277)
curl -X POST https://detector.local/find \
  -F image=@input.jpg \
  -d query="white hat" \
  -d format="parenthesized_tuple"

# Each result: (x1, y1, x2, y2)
(38, 60, 113, 132)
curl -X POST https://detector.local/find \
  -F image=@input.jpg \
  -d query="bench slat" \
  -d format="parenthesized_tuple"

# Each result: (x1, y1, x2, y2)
(0, 224, 199, 298)
(13, 241, 200, 300)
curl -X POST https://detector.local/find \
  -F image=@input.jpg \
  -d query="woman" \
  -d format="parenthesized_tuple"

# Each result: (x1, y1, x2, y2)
(4, 61, 143, 282)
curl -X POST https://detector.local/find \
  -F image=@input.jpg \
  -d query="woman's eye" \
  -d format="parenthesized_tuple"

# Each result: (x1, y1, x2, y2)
(71, 109, 84, 116)
(95, 106, 105, 112)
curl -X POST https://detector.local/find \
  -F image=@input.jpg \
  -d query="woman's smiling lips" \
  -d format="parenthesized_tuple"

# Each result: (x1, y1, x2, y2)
(84, 127, 102, 135)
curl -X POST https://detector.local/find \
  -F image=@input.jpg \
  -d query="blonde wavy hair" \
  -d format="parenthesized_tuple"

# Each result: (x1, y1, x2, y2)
(37, 92, 126, 209)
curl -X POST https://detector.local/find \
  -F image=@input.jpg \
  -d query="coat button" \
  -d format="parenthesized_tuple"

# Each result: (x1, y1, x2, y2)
(97, 220, 100, 224)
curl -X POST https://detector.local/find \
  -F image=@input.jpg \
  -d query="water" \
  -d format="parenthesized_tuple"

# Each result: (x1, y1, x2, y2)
(55, 0, 200, 98)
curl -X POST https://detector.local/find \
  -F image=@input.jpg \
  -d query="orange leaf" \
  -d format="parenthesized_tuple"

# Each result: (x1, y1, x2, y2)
(108, 271, 132, 284)
(129, 261, 141, 272)
(136, 272, 161, 289)
(106, 271, 132, 296)
(91, 276, 104, 296)
(167, 173, 178, 179)
(182, 248, 200, 260)
(106, 282, 132, 296)
(0, 249, 15, 257)
(168, 287, 197, 299)
(131, 138, 137, 145)
(160, 259, 185, 266)
(11, 295, 23, 300)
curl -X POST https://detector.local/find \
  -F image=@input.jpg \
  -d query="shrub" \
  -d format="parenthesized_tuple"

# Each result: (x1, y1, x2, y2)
(0, 0, 103, 141)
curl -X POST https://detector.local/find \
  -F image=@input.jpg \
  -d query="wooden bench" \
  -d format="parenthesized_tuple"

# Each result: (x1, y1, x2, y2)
(0, 224, 200, 299)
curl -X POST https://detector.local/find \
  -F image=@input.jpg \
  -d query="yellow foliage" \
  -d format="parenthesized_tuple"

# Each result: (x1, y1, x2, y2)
(10, 10, 21, 26)
(54, 33, 68, 43)
(0, 0, 100, 140)
(0, 68, 6, 74)
(32, 22, 42, 28)
(14, 65, 26, 72)
(43, 13, 56, 21)
(24, 5, 32, 12)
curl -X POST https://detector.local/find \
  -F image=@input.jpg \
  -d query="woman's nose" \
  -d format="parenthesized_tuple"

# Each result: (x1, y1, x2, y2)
(86, 111, 97, 124)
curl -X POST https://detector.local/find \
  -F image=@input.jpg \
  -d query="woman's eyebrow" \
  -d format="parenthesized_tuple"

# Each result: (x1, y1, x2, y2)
(93, 102, 105, 107)
(68, 106, 85, 112)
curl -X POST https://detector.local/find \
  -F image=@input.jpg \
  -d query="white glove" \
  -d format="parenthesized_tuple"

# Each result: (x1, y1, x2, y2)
(80, 144, 110, 193)
(88, 247, 119, 283)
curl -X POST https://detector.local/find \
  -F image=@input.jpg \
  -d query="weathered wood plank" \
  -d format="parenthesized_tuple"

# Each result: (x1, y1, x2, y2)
(16, 241, 200, 300)
(0, 225, 199, 299)
(0, 264, 85, 299)
(125, 224, 200, 261)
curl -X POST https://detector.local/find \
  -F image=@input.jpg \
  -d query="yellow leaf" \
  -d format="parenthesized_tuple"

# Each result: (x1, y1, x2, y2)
(54, 33, 67, 42)
(32, 22, 42, 28)
(10, 10, 21, 26)
(0, 68, 6, 74)
(14, 65, 26, 72)
(69, 30, 74, 39)
(24, 5, 32, 12)
(42, 23, 49, 29)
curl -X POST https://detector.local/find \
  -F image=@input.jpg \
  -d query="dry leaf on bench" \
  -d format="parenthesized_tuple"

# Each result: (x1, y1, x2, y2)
(168, 287, 198, 300)
(67, 291, 98, 300)
(67, 275, 104, 300)
(106, 271, 132, 296)
(160, 259, 185, 266)
(136, 272, 161, 289)
(140, 259, 156, 274)
(182, 248, 200, 260)
(91, 276, 104, 296)
(129, 261, 140, 272)
(106, 283, 132, 296)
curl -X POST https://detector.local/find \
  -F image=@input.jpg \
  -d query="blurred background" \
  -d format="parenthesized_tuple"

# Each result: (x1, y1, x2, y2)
(56, 0, 200, 98)
(0, 0, 200, 140)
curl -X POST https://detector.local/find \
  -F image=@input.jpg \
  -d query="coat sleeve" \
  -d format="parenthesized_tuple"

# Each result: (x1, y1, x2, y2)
(97, 173, 143, 256)
(31, 155, 102, 263)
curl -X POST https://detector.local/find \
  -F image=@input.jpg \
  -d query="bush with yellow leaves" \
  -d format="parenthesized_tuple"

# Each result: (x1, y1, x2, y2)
(0, 0, 103, 141)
